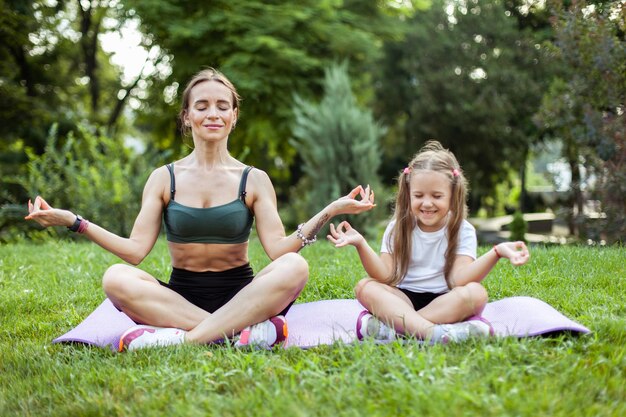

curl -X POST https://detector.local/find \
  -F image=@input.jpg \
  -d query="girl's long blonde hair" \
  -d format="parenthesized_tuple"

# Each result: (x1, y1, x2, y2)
(387, 140, 468, 288)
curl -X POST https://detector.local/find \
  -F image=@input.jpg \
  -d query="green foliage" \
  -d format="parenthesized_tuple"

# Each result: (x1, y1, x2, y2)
(7, 124, 164, 241)
(374, 0, 555, 213)
(0, 239, 624, 416)
(509, 211, 528, 242)
(121, 0, 405, 195)
(0, 0, 156, 207)
(289, 62, 387, 236)
(535, 0, 625, 243)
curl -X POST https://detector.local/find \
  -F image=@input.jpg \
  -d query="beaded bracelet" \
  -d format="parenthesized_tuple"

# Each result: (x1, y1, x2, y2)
(296, 223, 317, 247)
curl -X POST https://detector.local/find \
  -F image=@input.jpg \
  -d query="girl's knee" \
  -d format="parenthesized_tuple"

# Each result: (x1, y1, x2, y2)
(453, 282, 488, 314)
(354, 278, 377, 302)
(466, 282, 488, 306)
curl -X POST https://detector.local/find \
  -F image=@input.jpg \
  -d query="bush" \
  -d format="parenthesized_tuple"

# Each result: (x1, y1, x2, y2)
(509, 211, 528, 242)
(289, 62, 388, 238)
(6, 124, 165, 241)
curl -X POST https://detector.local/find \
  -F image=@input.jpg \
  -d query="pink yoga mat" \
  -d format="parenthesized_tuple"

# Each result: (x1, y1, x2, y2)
(53, 296, 590, 351)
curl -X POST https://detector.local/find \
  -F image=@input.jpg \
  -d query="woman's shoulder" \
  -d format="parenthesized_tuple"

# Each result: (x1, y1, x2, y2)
(145, 164, 171, 180)
(245, 165, 270, 184)
(140, 165, 172, 192)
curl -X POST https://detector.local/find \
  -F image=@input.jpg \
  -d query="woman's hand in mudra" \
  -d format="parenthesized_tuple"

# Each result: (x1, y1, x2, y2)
(331, 185, 376, 216)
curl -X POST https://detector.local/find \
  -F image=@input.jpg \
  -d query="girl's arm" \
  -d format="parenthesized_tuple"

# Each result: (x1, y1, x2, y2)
(327, 221, 394, 283)
(25, 168, 167, 265)
(251, 170, 375, 260)
(447, 241, 530, 287)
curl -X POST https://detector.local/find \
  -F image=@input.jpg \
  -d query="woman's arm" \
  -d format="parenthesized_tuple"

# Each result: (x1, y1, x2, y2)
(447, 241, 530, 287)
(25, 168, 167, 265)
(250, 170, 375, 260)
(327, 221, 394, 283)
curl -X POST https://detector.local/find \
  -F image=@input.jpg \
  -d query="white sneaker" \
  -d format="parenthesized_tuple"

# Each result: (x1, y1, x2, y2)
(356, 310, 396, 341)
(235, 315, 288, 349)
(118, 325, 186, 352)
(431, 318, 493, 344)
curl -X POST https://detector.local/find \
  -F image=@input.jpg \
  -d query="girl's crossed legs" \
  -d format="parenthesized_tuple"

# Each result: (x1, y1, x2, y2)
(355, 278, 488, 340)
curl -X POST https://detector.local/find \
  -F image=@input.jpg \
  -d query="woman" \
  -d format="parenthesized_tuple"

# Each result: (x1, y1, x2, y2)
(26, 67, 375, 351)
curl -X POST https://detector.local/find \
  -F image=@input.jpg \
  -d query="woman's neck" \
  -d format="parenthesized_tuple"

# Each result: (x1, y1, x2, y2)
(189, 138, 234, 169)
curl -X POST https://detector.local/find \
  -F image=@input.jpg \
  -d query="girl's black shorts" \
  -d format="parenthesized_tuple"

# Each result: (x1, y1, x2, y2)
(398, 288, 446, 311)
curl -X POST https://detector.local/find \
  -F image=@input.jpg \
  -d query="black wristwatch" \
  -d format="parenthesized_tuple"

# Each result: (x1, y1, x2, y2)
(68, 215, 83, 232)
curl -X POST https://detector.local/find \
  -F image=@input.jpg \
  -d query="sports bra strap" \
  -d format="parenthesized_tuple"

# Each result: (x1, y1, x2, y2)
(239, 166, 253, 200)
(166, 163, 176, 200)
(167, 163, 251, 201)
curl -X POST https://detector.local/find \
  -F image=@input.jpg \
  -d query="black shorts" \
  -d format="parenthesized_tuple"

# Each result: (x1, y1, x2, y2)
(159, 263, 295, 316)
(159, 264, 254, 314)
(398, 288, 446, 311)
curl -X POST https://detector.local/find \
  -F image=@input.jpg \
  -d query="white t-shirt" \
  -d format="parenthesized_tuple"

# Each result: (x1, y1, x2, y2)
(380, 219, 477, 293)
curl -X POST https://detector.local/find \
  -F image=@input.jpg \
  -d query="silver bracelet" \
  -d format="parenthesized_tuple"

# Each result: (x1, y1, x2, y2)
(296, 223, 317, 247)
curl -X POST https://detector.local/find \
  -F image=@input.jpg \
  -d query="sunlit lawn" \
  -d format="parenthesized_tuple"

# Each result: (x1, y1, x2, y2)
(0, 237, 624, 416)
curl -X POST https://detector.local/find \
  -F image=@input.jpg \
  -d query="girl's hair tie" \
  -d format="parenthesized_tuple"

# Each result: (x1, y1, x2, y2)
(452, 168, 460, 177)
(403, 167, 411, 175)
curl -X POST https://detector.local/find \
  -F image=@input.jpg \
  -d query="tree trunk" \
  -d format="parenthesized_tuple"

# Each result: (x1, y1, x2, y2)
(519, 146, 528, 213)
(567, 149, 584, 237)
(79, 1, 101, 115)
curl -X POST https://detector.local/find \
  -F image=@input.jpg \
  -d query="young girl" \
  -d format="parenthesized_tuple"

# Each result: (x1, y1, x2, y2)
(327, 141, 530, 344)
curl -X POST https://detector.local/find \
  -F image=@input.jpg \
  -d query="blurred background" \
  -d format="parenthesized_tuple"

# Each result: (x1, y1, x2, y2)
(1, 0, 624, 245)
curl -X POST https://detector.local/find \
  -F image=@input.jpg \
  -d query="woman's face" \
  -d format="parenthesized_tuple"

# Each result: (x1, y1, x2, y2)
(184, 80, 238, 142)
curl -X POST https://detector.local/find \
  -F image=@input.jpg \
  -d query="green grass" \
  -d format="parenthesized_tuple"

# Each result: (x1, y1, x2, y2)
(1, 237, 624, 416)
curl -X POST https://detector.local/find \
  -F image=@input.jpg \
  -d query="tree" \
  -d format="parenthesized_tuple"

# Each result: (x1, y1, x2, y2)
(535, 0, 625, 242)
(0, 0, 163, 204)
(120, 0, 405, 196)
(289, 62, 385, 235)
(373, 0, 553, 215)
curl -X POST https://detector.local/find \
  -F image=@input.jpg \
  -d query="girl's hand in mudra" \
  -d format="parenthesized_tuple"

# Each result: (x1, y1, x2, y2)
(327, 221, 364, 248)
(496, 241, 530, 266)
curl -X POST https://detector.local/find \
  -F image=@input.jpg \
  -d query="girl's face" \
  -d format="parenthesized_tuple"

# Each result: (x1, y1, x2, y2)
(409, 170, 452, 232)
(184, 80, 238, 142)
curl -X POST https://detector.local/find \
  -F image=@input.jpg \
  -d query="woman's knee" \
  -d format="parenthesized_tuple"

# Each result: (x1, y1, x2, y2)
(279, 252, 309, 281)
(102, 264, 139, 297)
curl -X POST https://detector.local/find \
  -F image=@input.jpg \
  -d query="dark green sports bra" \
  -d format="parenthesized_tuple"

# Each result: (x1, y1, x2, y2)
(163, 164, 254, 244)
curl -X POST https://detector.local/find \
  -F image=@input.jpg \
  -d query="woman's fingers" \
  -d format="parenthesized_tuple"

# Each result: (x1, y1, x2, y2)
(39, 196, 52, 210)
(347, 185, 364, 200)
